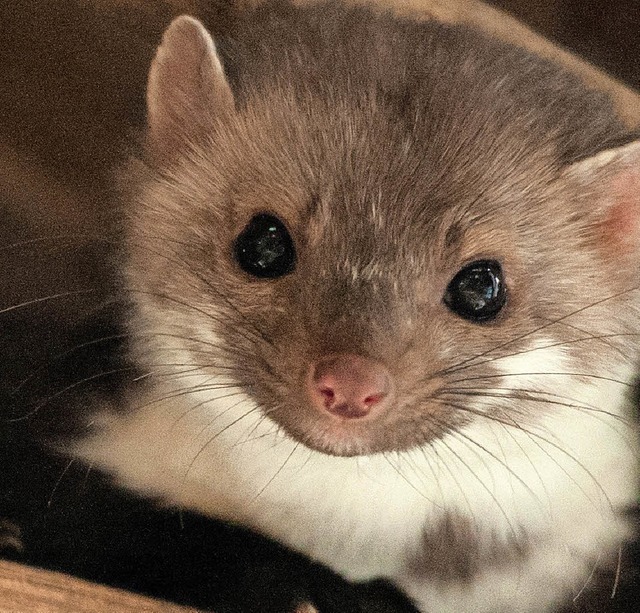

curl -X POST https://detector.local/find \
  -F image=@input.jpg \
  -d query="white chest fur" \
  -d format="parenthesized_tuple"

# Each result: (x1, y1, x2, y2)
(74, 344, 638, 613)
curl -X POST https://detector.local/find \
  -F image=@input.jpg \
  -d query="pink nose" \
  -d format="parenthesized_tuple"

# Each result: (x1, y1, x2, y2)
(307, 354, 393, 419)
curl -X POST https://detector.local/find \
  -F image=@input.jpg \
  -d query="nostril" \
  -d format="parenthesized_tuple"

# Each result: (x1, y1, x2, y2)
(320, 387, 335, 405)
(363, 393, 385, 407)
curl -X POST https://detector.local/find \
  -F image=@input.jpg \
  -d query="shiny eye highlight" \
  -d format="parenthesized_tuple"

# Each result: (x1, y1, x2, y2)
(444, 260, 506, 322)
(234, 213, 296, 278)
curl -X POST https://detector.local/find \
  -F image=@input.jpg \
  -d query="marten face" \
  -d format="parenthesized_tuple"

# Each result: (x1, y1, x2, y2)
(125, 12, 640, 458)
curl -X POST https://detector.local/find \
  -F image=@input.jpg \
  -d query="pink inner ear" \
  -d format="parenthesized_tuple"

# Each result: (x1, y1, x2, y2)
(601, 169, 640, 254)
(146, 16, 234, 162)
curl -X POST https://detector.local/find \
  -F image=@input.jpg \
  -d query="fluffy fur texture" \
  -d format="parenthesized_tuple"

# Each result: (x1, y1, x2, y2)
(59, 1, 640, 611)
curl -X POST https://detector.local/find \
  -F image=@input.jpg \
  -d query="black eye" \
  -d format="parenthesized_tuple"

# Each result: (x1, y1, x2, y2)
(234, 213, 296, 278)
(444, 260, 506, 322)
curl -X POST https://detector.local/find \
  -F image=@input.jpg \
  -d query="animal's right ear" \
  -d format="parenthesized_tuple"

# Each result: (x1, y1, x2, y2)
(146, 15, 234, 160)
(563, 139, 640, 259)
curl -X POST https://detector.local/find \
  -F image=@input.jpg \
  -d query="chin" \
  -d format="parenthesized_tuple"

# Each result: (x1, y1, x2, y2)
(302, 434, 375, 457)
(274, 413, 405, 457)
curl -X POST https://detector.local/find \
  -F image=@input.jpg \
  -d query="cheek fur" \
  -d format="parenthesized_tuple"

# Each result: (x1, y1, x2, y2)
(491, 339, 569, 391)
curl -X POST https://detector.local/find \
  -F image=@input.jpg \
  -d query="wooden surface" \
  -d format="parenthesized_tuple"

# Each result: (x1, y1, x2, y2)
(0, 560, 198, 612)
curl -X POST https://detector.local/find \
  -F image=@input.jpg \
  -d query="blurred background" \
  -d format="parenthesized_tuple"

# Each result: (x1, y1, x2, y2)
(493, 0, 640, 87)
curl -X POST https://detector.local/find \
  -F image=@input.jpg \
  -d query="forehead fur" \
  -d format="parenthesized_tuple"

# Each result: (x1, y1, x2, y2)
(134, 0, 634, 325)
(144, 1, 632, 263)
(194, 0, 627, 166)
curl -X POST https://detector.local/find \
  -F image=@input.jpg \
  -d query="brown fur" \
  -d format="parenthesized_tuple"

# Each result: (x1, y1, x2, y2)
(407, 512, 530, 583)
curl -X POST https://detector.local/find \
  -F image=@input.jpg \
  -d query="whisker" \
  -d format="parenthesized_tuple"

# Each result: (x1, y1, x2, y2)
(168, 379, 244, 433)
(10, 332, 129, 396)
(437, 411, 543, 509)
(416, 444, 449, 510)
(130, 381, 246, 415)
(0, 234, 90, 252)
(81, 462, 95, 489)
(442, 286, 640, 375)
(236, 429, 278, 446)
(440, 388, 638, 458)
(439, 387, 634, 428)
(4, 232, 263, 349)
(0, 289, 97, 316)
(0, 230, 274, 352)
(133, 361, 238, 378)
(492, 415, 552, 512)
(433, 428, 518, 540)
(445, 332, 640, 376)
(47, 458, 76, 509)
(252, 441, 301, 501)
(191, 393, 249, 443)
(448, 372, 634, 388)
(572, 552, 602, 603)
(611, 545, 623, 599)
(179, 396, 252, 500)
(543, 318, 631, 360)
(183, 404, 260, 483)
(7, 367, 139, 423)
(232, 409, 278, 449)
(434, 400, 615, 514)
(381, 449, 441, 506)
(126, 237, 278, 350)
(168, 384, 224, 421)
(427, 440, 478, 524)
(399, 446, 447, 509)
(123, 287, 265, 351)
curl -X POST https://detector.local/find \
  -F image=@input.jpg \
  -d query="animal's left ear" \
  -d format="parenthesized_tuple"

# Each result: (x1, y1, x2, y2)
(146, 15, 235, 161)
(564, 139, 640, 257)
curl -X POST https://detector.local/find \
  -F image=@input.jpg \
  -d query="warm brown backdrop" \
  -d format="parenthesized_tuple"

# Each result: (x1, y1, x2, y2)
(492, 0, 640, 88)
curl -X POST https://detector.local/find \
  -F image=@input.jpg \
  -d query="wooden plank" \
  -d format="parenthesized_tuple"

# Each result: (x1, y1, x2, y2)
(0, 560, 200, 613)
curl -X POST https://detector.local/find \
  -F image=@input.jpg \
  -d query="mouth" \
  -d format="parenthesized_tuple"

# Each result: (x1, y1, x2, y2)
(264, 402, 388, 456)
(269, 401, 448, 458)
